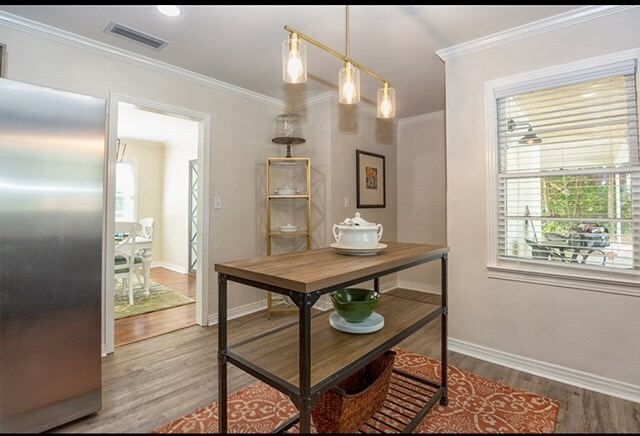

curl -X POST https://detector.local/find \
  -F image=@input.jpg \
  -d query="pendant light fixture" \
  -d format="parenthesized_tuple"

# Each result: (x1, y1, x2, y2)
(282, 32, 306, 84)
(282, 6, 396, 119)
(338, 6, 360, 104)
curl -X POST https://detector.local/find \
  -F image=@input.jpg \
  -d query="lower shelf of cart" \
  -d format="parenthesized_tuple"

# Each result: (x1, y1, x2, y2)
(275, 368, 445, 434)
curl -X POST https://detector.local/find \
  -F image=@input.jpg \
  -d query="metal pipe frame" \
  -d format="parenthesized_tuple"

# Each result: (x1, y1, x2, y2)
(217, 251, 449, 433)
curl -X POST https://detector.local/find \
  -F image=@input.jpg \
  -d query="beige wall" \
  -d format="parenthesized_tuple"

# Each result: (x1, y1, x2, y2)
(287, 95, 398, 305)
(0, 20, 400, 324)
(161, 137, 197, 272)
(330, 98, 398, 290)
(444, 9, 640, 390)
(116, 139, 164, 263)
(116, 137, 198, 271)
(397, 112, 446, 292)
(0, 24, 283, 322)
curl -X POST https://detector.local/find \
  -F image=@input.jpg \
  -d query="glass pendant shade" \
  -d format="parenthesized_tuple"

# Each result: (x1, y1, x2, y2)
(377, 84, 396, 119)
(282, 33, 307, 84)
(339, 62, 360, 104)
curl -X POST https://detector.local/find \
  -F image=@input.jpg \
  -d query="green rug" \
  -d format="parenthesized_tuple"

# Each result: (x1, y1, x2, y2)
(115, 280, 195, 320)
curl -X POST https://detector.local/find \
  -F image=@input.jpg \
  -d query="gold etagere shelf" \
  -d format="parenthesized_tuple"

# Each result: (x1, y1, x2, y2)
(266, 156, 312, 318)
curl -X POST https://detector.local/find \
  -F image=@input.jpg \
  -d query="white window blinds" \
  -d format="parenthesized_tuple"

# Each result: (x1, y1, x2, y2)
(495, 60, 640, 274)
(115, 160, 136, 222)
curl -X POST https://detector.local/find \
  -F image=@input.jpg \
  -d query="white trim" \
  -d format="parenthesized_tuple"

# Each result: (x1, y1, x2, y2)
(301, 91, 398, 125)
(303, 90, 334, 108)
(396, 280, 441, 295)
(485, 78, 500, 265)
(153, 262, 188, 275)
(487, 265, 640, 297)
(484, 47, 640, 291)
(487, 48, 640, 92)
(449, 337, 640, 404)
(0, 11, 282, 108)
(104, 93, 210, 354)
(209, 300, 268, 326)
(398, 111, 444, 126)
(436, 5, 638, 62)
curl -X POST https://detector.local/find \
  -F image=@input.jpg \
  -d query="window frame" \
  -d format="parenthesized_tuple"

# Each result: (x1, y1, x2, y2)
(485, 48, 640, 297)
(115, 157, 138, 223)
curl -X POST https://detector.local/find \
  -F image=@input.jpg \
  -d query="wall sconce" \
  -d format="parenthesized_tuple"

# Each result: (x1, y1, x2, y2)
(282, 6, 396, 119)
(507, 118, 542, 145)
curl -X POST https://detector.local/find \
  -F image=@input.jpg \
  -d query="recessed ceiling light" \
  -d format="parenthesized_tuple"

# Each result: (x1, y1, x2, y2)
(157, 5, 181, 17)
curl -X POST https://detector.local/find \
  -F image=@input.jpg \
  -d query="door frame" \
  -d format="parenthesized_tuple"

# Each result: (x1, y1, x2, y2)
(104, 93, 211, 354)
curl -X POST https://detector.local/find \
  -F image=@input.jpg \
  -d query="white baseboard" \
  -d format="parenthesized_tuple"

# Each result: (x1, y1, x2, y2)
(209, 300, 268, 325)
(396, 280, 441, 294)
(449, 337, 640, 404)
(210, 281, 399, 323)
(153, 261, 188, 274)
(207, 282, 640, 404)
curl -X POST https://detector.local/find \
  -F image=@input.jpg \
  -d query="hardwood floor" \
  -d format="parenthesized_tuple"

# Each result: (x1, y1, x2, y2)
(53, 289, 640, 433)
(115, 267, 196, 347)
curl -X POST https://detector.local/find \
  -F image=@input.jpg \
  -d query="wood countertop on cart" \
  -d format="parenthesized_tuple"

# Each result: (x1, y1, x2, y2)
(214, 241, 449, 293)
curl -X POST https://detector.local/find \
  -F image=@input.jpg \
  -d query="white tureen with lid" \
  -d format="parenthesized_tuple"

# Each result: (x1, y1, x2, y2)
(332, 212, 383, 248)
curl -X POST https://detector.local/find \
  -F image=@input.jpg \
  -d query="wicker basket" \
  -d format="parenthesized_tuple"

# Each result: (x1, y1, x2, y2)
(311, 350, 396, 433)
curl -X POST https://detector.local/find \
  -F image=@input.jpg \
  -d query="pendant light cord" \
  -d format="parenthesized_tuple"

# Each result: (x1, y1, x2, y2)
(345, 5, 350, 60)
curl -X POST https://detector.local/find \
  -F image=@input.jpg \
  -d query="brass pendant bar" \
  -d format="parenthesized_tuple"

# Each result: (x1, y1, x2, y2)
(284, 25, 392, 87)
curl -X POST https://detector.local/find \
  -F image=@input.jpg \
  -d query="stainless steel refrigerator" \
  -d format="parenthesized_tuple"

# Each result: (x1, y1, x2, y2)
(0, 78, 105, 432)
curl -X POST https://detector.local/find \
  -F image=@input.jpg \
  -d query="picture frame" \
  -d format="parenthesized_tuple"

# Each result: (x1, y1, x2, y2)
(356, 149, 385, 208)
(0, 43, 5, 78)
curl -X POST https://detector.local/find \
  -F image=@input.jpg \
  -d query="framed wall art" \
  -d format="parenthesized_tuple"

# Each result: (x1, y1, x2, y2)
(356, 149, 385, 208)
(0, 43, 5, 78)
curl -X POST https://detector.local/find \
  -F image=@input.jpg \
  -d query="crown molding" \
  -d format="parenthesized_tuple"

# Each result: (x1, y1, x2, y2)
(303, 90, 335, 107)
(0, 11, 283, 108)
(436, 5, 639, 62)
(300, 90, 398, 125)
(399, 110, 444, 126)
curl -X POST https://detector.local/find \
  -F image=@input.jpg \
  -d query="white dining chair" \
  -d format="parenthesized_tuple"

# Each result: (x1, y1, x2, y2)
(115, 221, 145, 305)
(137, 217, 155, 290)
(138, 217, 155, 240)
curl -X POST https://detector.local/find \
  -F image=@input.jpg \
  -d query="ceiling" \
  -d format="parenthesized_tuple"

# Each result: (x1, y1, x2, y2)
(117, 102, 199, 145)
(0, 5, 585, 121)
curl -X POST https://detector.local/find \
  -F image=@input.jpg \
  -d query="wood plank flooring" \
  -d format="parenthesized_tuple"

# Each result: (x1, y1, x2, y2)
(54, 288, 639, 433)
(115, 268, 196, 347)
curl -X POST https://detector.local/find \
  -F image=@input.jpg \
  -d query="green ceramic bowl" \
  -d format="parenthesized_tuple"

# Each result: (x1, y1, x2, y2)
(330, 288, 381, 323)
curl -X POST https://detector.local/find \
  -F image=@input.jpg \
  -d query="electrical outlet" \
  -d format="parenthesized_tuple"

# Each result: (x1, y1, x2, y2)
(214, 196, 222, 209)
(344, 196, 350, 208)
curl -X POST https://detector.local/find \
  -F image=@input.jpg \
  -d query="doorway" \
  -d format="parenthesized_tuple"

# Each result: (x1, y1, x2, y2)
(104, 94, 210, 354)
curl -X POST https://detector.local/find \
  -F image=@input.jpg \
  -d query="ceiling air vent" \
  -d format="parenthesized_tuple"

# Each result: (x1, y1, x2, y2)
(104, 21, 169, 50)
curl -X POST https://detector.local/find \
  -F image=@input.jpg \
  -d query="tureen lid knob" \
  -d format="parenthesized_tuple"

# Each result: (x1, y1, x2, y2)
(350, 212, 375, 226)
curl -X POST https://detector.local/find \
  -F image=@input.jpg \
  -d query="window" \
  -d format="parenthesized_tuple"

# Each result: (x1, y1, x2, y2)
(492, 57, 640, 282)
(115, 159, 137, 222)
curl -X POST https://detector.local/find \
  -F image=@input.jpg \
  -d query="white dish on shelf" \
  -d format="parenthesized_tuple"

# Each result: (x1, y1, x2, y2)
(275, 187, 298, 195)
(330, 242, 387, 256)
(329, 311, 384, 334)
(279, 224, 298, 233)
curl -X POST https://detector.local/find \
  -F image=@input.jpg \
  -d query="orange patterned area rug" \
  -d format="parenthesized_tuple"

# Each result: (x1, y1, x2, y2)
(153, 348, 559, 434)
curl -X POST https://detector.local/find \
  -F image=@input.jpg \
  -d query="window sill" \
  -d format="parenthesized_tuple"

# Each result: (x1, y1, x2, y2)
(487, 261, 640, 297)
